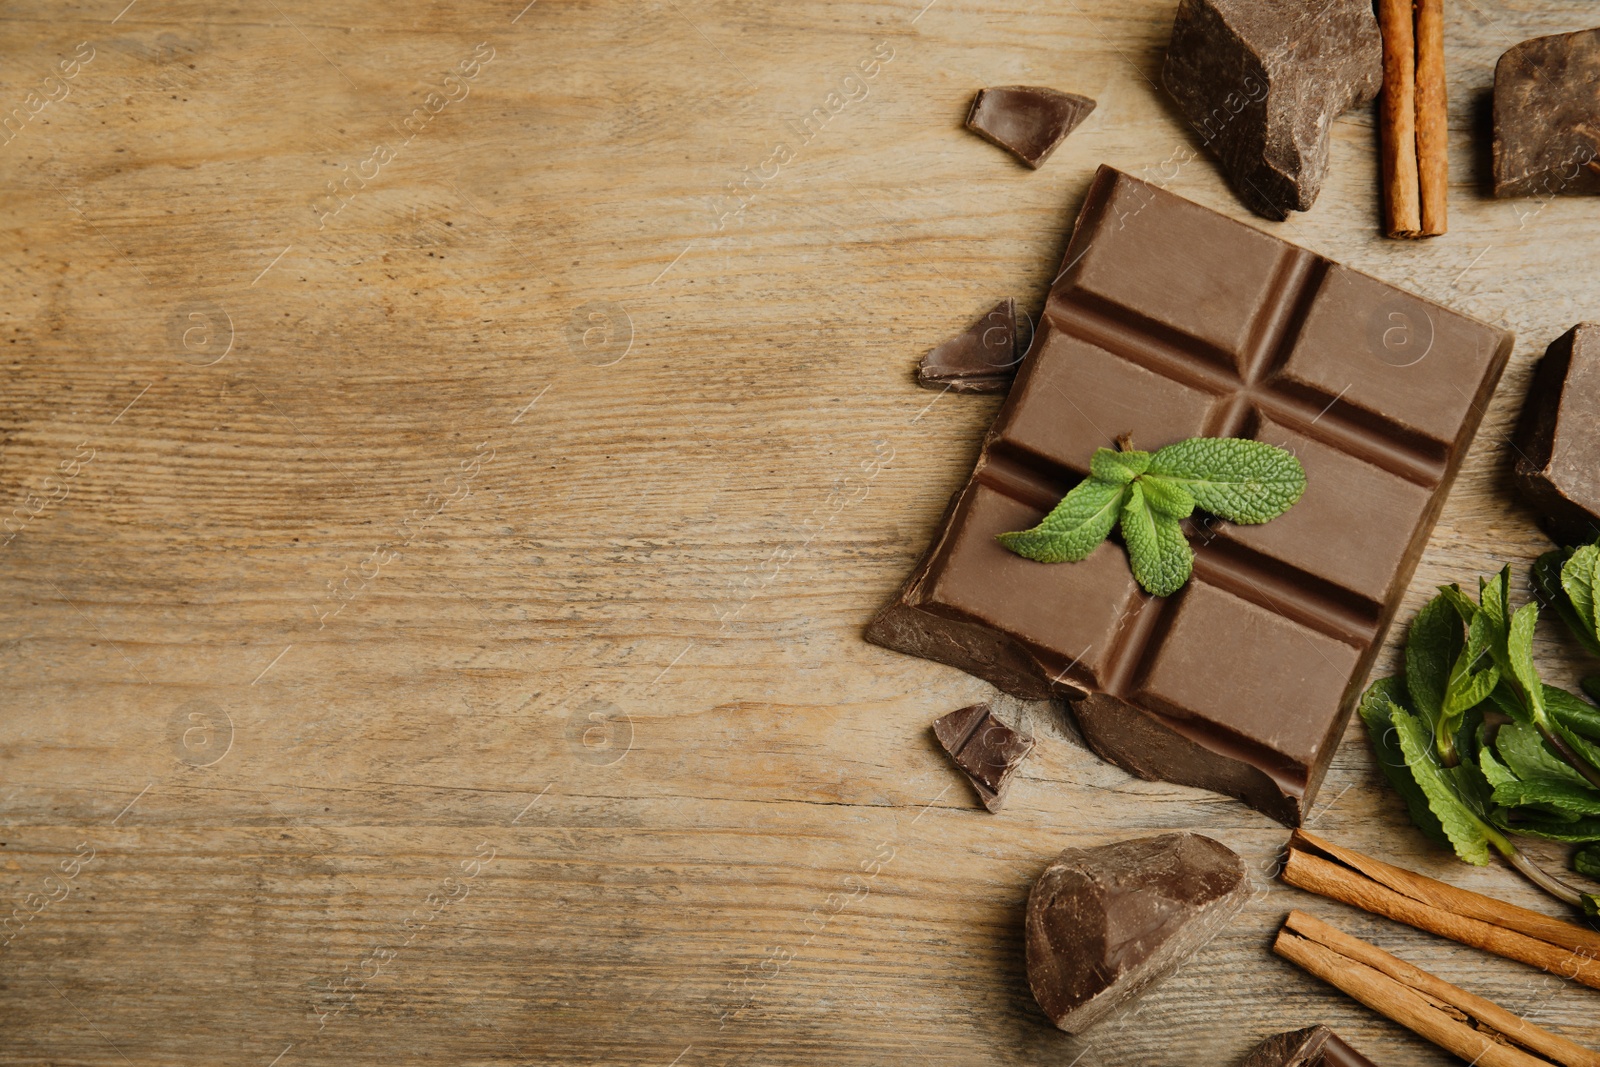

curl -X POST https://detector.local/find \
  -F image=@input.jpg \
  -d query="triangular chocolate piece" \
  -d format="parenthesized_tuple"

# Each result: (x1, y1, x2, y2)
(1025, 833, 1248, 1033)
(916, 298, 1021, 394)
(1242, 1026, 1380, 1067)
(931, 703, 1034, 811)
(1241, 1026, 1332, 1067)
(965, 86, 1095, 169)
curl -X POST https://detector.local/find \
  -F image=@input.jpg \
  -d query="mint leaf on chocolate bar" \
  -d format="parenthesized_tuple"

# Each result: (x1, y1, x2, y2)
(1146, 437, 1307, 524)
(1088, 446, 1150, 484)
(1120, 482, 1192, 598)
(996, 435, 1303, 596)
(1137, 475, 1196, 519)
(996, 477, 1127, 563)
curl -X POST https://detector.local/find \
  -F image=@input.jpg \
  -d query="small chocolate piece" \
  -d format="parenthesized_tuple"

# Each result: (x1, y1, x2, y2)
(917, 299, 1021, 393)
(931, 703, 1035, 811)
(1492, 28, 1600, 199)
(865, 165, 1513, 824)
(1025, 833, 1248, 1033)
(1162, 0, 1382, 220)
(1513, 324, 1600, 545)
(1243, 1026, 1381, 1067)
(965, 86, 1095, 170)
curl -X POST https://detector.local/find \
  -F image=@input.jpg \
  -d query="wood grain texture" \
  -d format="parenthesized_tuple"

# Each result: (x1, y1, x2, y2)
(3, 1, 1600, 1064)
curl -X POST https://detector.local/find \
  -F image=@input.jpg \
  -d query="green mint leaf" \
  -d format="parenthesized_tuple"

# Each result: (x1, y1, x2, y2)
(1547, 685, 1600, 742)
(1136, 474, 1196, 519)
(1391, 703, 1494, 865)
(1089, 447, 1150, 485)
(1358, 678, 1450, 848)
(1406, 594, 1463, 729)
(1119, 482, 1192, 597)
(1494, 721, 1587, 786)
(1495, 815, 1600, 843)
(1492, 777, 1600, 820)
(1479, 567, 1511, 634)
(1505, 601, 1547, 724)
(1561, 547, 1600, 639)
(997, 478, 1128, 564)
(1574, 844, 1600, 880)
(1478, 741, 1518, 790)
(1533, 548, 1600, 657)
(1444, 666, 1500, 720)
(1438, 583, 1479, 624)
(1486, 680, 1532, 725)
(1146, 438, 1306, 524)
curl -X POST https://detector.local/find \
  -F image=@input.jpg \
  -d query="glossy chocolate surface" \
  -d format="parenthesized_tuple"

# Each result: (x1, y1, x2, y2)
(1025, 833, 1248, 1033)
(964, 86, 1095, 169)
(916, 298, 1021, 394)
(867, 165, 1513, 824)
(931, 703, 1034, 811)
(1242, 1026, 1380, 1067)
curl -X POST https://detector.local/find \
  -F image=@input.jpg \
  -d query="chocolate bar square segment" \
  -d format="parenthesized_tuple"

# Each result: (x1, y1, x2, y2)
(1045, 166, 1291, 369)
(1127, 578, 1363, 793)
(993, 317, 1220, 482)
(866, 165, 1513, 824)
(866, 482, 1147, 700)
(1512, 324, 1600, 545)
(931, 703, 1035, 811)
(1268, 264, 1507, 460)
(1215, 415, 1435, 608)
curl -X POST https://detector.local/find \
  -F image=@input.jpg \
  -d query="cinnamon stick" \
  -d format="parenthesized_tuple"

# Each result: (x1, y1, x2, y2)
(1378, 0, 1422, 236)
(1293, 830, 1600, 957)
(1282, 833, 1600, 990)
(1275, 918, 1587, 1067)
(1414, 0, 1449, 234)
(1284, 910, 1600, 1067)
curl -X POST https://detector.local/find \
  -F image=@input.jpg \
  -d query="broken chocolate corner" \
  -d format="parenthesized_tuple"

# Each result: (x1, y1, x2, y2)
(931, 703, 1034, 811)
(916, 298, 1022, 394)
(1242, 1025, 1381, 1067)
(1025, 833, 1248, 1033)
(1492, 28, 1600, 199)
(965, 86, 1095, 170)
(1512, 323, 1600, 545)
(1162, 0, 1381, 220)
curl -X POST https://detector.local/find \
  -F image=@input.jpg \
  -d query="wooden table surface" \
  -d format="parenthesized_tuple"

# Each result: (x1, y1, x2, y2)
(4, 1, 1600, 1063)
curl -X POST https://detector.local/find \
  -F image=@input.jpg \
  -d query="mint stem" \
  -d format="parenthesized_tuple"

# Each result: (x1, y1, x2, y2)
(1502, 844, 1585, 908)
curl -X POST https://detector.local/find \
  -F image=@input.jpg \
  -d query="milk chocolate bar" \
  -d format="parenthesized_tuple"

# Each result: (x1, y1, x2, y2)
(867, 165, 1513, 824)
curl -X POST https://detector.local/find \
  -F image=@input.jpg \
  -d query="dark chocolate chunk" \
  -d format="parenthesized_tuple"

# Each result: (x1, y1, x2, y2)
(931, 703, 1035, 811)
(1492, 28, 1600, 199)
(965, 86, 1095, 170)
(1243, 1026, 1381, 1067)
(917, 299, 1021, 394)
(1512, 324, 1600, 545)
(865, 165, 1513, 824)
(1025, 833, 1248, 1033)
(1162, 0, 1382, 220)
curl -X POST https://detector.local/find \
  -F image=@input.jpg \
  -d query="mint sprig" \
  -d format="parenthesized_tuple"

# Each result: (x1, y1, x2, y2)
(996, 437, 1305, 597)
(1361, 557, 1600, 914)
